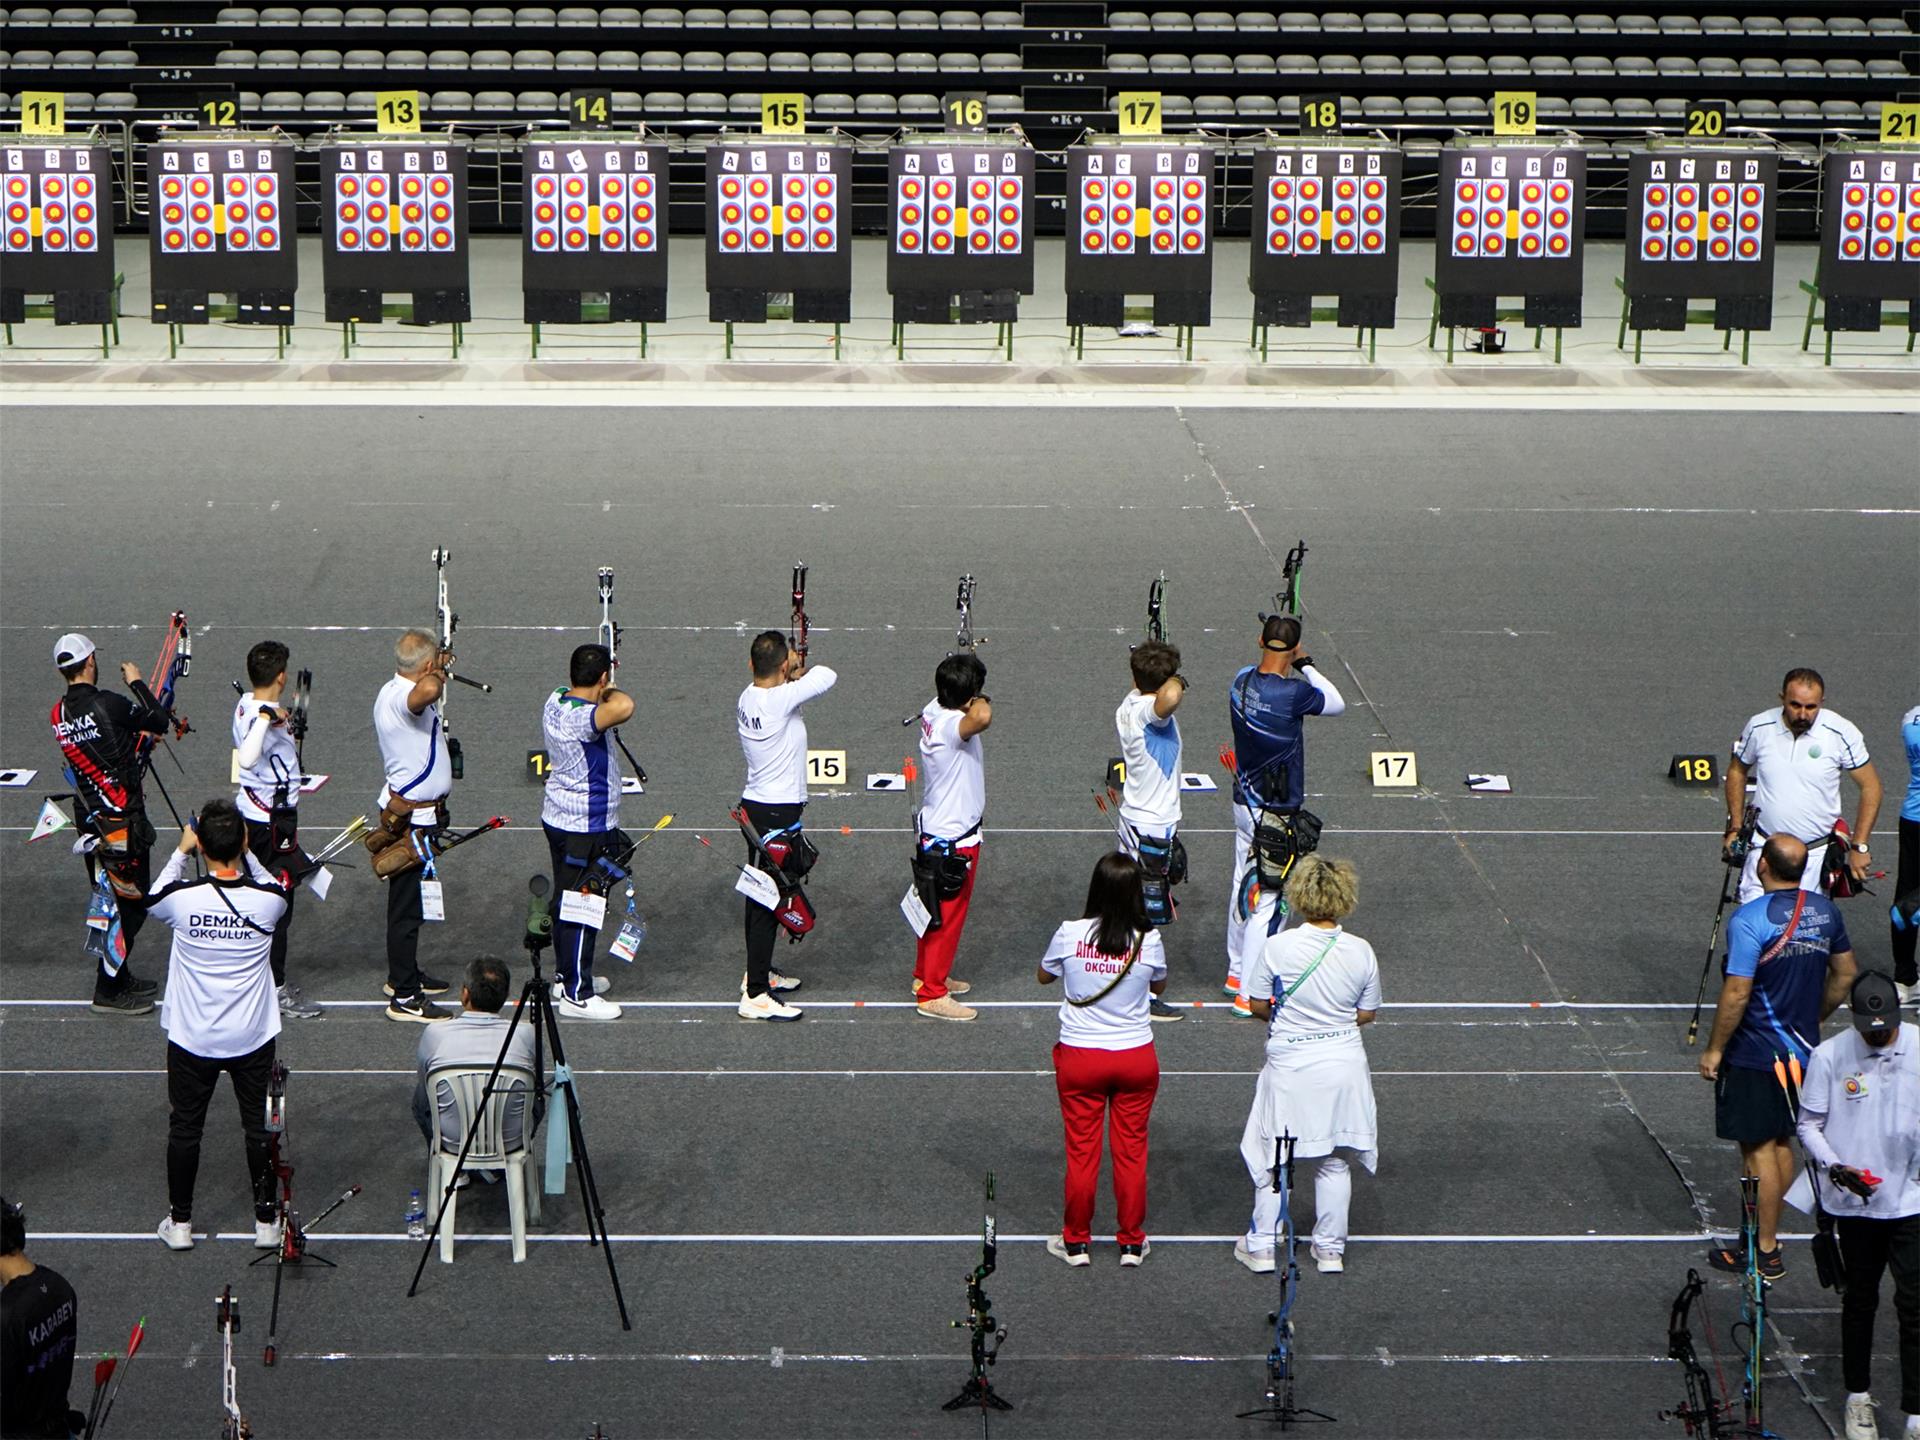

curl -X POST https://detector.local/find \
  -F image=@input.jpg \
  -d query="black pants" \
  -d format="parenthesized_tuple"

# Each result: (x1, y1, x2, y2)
(545, 822, 615, 1002)
(1893, 816, 1918, 986)
(741, 798, 803, 999)
(244, 818, 298, 988)
(166, 1038, 277, 1224)
(386, 863, 427, 998)
(89, 838, 151, 987)
(1836, 1212, 1920, 1412)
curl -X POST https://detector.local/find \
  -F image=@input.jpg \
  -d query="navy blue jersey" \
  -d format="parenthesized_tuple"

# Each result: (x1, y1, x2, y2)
(1723, 889, 1851, 1072)
(1228, 666, 1327, 811)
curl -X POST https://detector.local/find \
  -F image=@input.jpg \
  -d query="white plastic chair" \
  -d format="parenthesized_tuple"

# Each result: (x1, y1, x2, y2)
(425, 1064, 542, 1265)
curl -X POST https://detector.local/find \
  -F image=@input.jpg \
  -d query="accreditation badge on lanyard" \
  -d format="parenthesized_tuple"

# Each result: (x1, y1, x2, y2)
(418, 848, 446, 923)
(608, 886, 645, 962)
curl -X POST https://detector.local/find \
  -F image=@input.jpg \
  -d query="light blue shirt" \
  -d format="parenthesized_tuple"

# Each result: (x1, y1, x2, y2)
(1901, 704, 1920, 824)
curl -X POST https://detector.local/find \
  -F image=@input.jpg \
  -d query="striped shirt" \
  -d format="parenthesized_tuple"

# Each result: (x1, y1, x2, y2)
(373, 672, 450, 825)
(541, 688, 621, 833)
(232, 694, 301, 823)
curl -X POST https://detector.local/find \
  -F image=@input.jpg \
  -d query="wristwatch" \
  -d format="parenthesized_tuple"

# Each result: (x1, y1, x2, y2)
(1852, 843, 1871, 852)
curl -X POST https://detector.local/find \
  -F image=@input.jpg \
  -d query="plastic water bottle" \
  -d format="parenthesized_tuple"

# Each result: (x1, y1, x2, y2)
(405, 1189, 427, 1240)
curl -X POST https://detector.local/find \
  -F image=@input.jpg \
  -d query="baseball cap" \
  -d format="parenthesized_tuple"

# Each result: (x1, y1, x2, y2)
(1849, 970, 1900, 1039)
(53, 633, 95, 668)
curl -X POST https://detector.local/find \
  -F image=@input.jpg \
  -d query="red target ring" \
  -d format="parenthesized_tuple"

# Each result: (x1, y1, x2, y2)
(1083, 230, 1103, 250)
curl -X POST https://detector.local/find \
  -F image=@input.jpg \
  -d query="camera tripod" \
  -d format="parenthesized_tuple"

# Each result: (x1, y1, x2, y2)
(405, 875, 631, 1329)
(246, 1062, 360, 1367)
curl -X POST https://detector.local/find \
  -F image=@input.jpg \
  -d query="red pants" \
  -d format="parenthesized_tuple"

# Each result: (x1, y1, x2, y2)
(1053, 1040, 1160, 1245)
(912, 841, 978, 1001)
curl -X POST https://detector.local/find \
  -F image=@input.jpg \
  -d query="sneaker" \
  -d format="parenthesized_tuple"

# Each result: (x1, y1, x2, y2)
(916, 995, 978, 1022)
(738, 991, 804, 1022)
(156, 1215, 194, 1251)
(383, 974, 450, 997)
(1222, 975, 1241, 997)
(1149, 997, 1185, 1022)
(90, 986, 155, 1017)
(1843, 1392, 1880, 1440)
(1120, 1240, 1151, 1268)
(121, 969, 159, 997)
(385, 993, 450, 1023)
(1233, 1237, 1276, 1274)
(1046, 1235, 1091, 1268)
(1311, 1244, 1344, 1274)
(1898, 981, 1916, 1008)
(557, 994, 622, 1021)
(912, 977, 970, 996)
(1231, 995, 1255, 1019)
(741, 971, 803, 994)
(552, 976, 612, 999)
(277, 984, 324, 1020)
(255, 1218, 283, 1250)
(1707, 1242, 1784, 1282)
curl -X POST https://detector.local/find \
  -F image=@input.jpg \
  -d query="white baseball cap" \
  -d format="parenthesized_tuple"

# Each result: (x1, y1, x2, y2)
(53, 633, 96, 668)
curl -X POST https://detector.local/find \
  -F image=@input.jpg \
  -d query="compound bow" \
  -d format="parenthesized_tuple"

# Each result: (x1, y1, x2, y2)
(596, 567, 649, 785)
(1659, 1269, 1736, 1438)
(790, 563, 810, 664)
(1278, 540, 1308, 618)
(941, 1171, 1011, 1435)
(1146, 572, 1168, 644)
(431, 547, 493, 782)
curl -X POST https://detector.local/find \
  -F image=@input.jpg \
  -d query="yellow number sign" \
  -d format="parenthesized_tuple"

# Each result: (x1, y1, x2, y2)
(1492, 91, 1536, 137)
(376, 90, 422, 134)
(762, 93, 805, 135)
(1115, 91, 1162, 136)
(21, 91, 65, 136)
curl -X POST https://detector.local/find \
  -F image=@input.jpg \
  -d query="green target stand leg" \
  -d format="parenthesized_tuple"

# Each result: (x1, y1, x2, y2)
(639, 321, 648, 360)
(168, 324, 180, 360)
(1799, 278, 1819, 353)
(450, 322, 462, 361)
(530, 321, 541, 360)
(1072, 324, 1084, 360)
(342, 321, 354, 359)
(725, 321, 734, 360)
(893, 321, 904, 360)
(833, 322, 842, 361)
(1002, 320, 1013, 363)
(276, 325, 287, 361)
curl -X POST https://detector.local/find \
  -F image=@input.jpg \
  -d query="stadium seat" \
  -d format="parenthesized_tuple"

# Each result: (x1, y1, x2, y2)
(61, 89, 94, 109)
(940, 10, 984, 28)
(600, 46, 639, 66)
(1322, 11, 1362, 32)
(1404, 53, 1443, 76)
(769, 6, 806, 23)
(1320, 52, 1359, 73)
(602, 6, 640, 20)
(1236, 94, 1277, 117)
(639, 6, 679, 20)
(385, 47, 427, 65)
(1195, 10, 1232, 30)
(1277, 11, 1317, 32)
(1364, 12, 1404, 32)
(1868, 16, 1912, 34)
(768, 50, 807, 69)
(684, 89, 725, 110)
(1150, 11, 1193, 30)
(1573, 13, 1613, 33)
(1158, 92, 1191, 117)
(1276, 53, 1314, 74)
(1821, 99, 1864, 122)
(642, 88, 683, 109)
(1534, 94, 1571, 120)
(853, 8, 893, 26)
(1655, 56, 1698, 77)
(1193, 52, 1230, 74)
(1361, 53, 1402, 75)
(300, 48, 344, 67)
(259, 47, 300, 65)
(471, 47, 511, 66)
(1488, 55, 1527, 75)
(260, 89, 303, 108)
(515, 6, 557, 22)
(1826, 15, 1867, 36)
(217, 8, 261, 20)
(1824, 58, 1867, 79)
(1445, 94, 1487, 116)
(1778, 97, 1818, 120)
(53, 4, 93, 16)
(897, 50, 937, 70)
(1782, 56, 1822, 79)
(345, 6, 386, 23)
(1235, 10, 1276, 30)
(1653, 96, 1686, 118)
(727, 6, 769, 23)
(260, 7, 299, 22)
(899, 90, 937, 114)
(1614, 54, 1654, 76)
(1699, 55, 1738, 77)
(1489, 13, 1528, 32)
(9, 5, 52, 18)
(49, 47, 92, 67)
(981, 51, 1017, 70)
(1404, 94, 1444, 116)
(982, 10, 1019, 27)
(554, 47, 595, 66)
(855, 92, 896, 115)
(639, 48, 679, 66)
(1658, 15, 1700, 34)
(1236, 53, 1275, 73)
(894, 6, 933, 24)
(1444, 54, 1487, 75)
(1738, 57, 1781, 78)
(812, 7, 852, 25)
(558, 5, 598, 22)
(1534, 12, 1573, 32)
(1614, 95, 1655, 120)
(1742, 15, 1782, 35)
(302, 6, 343, 22)
(1572, 54, 1611, 76)
(1866, 59, 1909, 80)
(1448, 12, 1488, 32)
(1701, 14, 1740, 34)
(431, 7, 474, 22)
(1118, 51, 1156, 71)
(812, 90, 852, 113)
(1572, 96, 1610, 118)
(726, 49, 767, 68)
(684, 48, 724, 68)
(304, 88, 347, 109)
(1361, 94, 1401, 117)
(812, 49, 851, 69)
(512, 47, 557, 68)
(95, 90, 135, 109)
(389, 6, 429, 20)
(474, 6, 512, 20)
(1734, 97, 1778, 121)
(471, 88, 514, 110)
(430, 87, 472, 109)
(1618, 14, 1657, 33)
(938, 51, 979, 71)
(726, 92, 758, 116)
(685, 6, 724, 24)
(217, 47, 258, 66)
(1109, 10, 1148, 29)
(343, 48, 385, 65)
(1405, 12, 1445, 31)
(1193, 94, 1233, 118)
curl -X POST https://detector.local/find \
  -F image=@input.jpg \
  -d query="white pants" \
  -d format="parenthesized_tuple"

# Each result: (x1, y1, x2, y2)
(1226, 803, 1297, 983)
(1737, 835, 1834, 905)
(1243, 1150, 1353, 1257)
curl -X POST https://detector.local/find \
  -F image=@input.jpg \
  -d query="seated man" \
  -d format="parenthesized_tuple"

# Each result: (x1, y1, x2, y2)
(412, 957, 545, 1166)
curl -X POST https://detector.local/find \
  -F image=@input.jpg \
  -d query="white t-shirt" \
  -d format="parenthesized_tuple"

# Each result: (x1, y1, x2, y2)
(540, 688, 622, 833)
(232, 694, 300, 823)
(1041, 919, 1166, 1051)
(1245, 925, 1382, 1054)
(147, 848, 287, 1059)
(918, 700, 984, 841)
(1116, 690, 1182, 832)
(1735, 707, 1870, 842)
(738, 665, 837, 804)
(374, 673, 451, 824)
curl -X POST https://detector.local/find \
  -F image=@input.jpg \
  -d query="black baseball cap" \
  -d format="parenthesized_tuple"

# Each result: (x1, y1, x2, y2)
(1850, 970, 1900, 1039)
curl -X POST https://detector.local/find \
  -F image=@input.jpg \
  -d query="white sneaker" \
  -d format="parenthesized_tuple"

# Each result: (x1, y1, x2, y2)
(156, 1216, 194, 1251)
(1311, 1244, 1344, 1274)
(1046, 1235, 1091, 1268)
(255, 1218, 282, 1250)
(1233, 1237, 1275, 1274)
(738, 991, 803, 1022)
(1844, 1391, 1880, 1440)
(1898, 982, 1916, 1008)
(740, 971, 802, 994)
(556, 994, 622, 1021)
(553, 976, 612, 999)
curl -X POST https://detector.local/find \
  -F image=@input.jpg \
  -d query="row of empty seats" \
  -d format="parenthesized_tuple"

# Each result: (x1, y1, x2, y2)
(199, 5, 1020, 25)
(0, 6, 137, 20)
(7, 86, 1890, 125)
(0, 47, 139, 62)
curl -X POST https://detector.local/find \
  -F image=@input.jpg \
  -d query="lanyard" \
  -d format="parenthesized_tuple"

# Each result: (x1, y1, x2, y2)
(1274, 930, 1342, 1009)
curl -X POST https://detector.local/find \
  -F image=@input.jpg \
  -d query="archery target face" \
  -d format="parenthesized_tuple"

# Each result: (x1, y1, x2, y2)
(0, 145, 103, 255)
(1639, 156, 1769, 264)
(526, 147, 660, 256)
(155, 151, 283, 256)
(331, 145, 459, 255)
(1075, 157, 1209, 258)
(1264, 159, 1387, 258)
(894, 164, 1024, 257)
(1446, 153, 1574, 261)
(715, 161, 838, 255)
(1835, 164, 1920, 265)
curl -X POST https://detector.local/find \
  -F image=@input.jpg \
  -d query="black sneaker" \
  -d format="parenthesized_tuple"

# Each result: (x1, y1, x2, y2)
(1149, 997, 1185, 1022)
(385, 993, 450, 1023)
(383, 974, 450, 997)
(120, 969, 159, 997)
(90, 986, 155, 1016)
(1707, 1243, 1784, 1283)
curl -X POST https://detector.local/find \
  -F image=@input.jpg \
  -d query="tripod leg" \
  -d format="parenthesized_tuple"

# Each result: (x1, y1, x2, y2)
(540, 989, 633, 1330)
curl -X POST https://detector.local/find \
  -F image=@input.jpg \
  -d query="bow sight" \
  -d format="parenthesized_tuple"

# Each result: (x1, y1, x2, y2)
(790, 563, 810, 663)
(941, 1171, 1011, 1435)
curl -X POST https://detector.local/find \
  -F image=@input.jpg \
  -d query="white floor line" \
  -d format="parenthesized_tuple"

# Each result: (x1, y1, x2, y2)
(0, 824, 1727, 837)
(0, 998, 1697, 1010)
(0, 1067, 1697, 1079)
(41, 1229, 1747, 1245)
